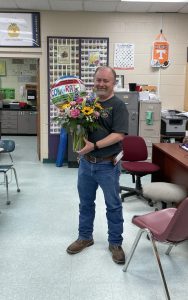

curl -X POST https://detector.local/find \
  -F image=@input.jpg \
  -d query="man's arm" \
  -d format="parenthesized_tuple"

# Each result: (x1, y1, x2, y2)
(77, 132, 125, 155)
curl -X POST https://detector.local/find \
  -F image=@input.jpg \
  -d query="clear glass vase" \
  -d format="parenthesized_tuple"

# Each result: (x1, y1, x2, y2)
(72, 125, 87, 152)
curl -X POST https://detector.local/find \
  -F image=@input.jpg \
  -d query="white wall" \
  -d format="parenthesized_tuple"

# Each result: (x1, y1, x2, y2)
(1, 11, 188, 160)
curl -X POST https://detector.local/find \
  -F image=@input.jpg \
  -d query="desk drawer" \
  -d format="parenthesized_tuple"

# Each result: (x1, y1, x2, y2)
(139, 121, 161, 137)
(139, 102, 161, 121)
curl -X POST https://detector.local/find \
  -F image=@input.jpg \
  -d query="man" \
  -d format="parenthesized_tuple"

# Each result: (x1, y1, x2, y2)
(66, 66, 128, 264)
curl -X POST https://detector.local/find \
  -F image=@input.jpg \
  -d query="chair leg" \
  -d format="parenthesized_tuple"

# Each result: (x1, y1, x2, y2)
(146, 229, 171, 300)
(123, 228, 171, 300)
(120, 186, 141, 201)
(4, 173, 10, 205)
(165, 245, 174, 255)
(135, 176, 142, 190)
(11, 167, 20, 192)
(123, 228, 145, 272)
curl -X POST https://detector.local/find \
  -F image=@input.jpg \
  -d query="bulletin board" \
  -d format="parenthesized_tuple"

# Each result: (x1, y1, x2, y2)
(47, 36, 109, 159)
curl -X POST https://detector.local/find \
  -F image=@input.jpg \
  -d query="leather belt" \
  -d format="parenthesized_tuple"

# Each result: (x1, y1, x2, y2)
(83, 154, 114, 164)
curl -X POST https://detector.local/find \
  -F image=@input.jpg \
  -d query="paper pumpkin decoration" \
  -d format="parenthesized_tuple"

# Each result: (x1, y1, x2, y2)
(50, 76, 86, 108)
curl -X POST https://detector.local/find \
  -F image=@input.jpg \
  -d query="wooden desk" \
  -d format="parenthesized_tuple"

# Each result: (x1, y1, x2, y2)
(152, 143, 188, 192)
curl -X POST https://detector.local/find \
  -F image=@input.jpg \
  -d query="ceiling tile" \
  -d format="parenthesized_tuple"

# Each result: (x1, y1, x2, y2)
(15, 0, 51, 10)
(117, 2, 152, 13)
(148, 2, 187, 13)
(0, 0, 18, 9)
(50, 0, 83, 11)
(0, 0, 187, 13)
(84, 1, 118, 11)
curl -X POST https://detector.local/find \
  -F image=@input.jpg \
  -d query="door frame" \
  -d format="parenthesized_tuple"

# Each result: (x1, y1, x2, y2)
(0, 54, 41, 159)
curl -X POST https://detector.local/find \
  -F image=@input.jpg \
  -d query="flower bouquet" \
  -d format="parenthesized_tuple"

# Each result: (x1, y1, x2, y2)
(51, 76, 105, 152)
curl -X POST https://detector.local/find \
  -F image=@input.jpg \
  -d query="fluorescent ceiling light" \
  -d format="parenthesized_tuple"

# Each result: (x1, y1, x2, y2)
(121, 0, 188, 2)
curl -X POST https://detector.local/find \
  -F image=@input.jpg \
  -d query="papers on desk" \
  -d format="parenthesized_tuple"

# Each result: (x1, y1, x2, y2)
(180, 144, 188, 152)
(176, 111, 188, 117)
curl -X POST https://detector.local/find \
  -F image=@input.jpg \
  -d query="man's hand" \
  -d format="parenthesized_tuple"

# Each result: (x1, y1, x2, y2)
(77, 138, 94, 155)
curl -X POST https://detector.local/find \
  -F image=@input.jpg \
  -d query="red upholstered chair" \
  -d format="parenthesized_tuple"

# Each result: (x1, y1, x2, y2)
(120, 135, 160, 201)
(123, 197, 188, 300)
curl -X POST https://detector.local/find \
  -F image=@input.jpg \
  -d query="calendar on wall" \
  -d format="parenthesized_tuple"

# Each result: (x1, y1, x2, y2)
(114, 43, 134, 70)
(47, 36, 109, 159)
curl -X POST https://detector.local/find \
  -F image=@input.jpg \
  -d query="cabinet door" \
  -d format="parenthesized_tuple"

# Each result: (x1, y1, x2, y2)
(17, 111, 37, 134)
(1, 110, 18, 134)
(27, 111, 37, 134)
(115, 91, 139, 135)
(139, 101, 161, 121)
(17, 111, 28, 134)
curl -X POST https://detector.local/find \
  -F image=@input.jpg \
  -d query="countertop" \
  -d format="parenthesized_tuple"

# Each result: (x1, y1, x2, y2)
(0, 107, 37, 112)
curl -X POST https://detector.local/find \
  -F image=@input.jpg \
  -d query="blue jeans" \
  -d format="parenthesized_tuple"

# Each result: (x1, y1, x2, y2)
(77, 157, 124, 245)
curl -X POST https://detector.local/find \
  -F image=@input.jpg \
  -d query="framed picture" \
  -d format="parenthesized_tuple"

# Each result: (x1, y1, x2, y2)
(0, 12, 40, 47)
(116, 75, 124, 88)
(0, 61, 6, 76)
(57, 46, 71, 64)
(88, 50, 100, 68)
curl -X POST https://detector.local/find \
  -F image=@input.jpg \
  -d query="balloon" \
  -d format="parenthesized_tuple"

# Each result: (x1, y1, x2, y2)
(50, 76, 86, 108)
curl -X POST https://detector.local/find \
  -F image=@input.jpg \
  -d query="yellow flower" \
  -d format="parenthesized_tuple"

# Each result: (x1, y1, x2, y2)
(82, 106, 94, 115)
(94, 103, 103, 110)
(58, 103, 70, 110)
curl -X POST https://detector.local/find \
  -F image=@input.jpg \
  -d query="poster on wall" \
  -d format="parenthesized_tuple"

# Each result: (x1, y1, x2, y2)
(88, 50, 100, 68)
(57, 46, 71, 64)
(151, 31, 170, 68)
(0, 12, 40, 47)
(114, 43, 134, 70)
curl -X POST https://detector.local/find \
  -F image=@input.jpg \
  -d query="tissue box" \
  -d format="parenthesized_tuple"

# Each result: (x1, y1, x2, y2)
(139, 91, 149, 101)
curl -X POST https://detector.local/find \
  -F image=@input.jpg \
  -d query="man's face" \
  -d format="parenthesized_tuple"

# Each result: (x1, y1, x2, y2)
(94, 68, 115, 100)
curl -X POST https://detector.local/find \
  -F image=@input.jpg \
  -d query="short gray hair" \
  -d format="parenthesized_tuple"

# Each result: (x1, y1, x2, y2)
(94, 66, 116, 83)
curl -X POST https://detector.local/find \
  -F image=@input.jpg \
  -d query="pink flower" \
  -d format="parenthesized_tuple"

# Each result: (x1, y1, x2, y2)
(70, 109, 80, 118)
(70, 101, 76, 106)
(94, 111, 100, 118)
(76, 97, 83, 104)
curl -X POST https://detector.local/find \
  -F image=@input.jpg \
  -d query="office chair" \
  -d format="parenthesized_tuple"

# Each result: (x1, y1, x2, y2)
(0, 139, 20, 205)
(123, 197, 188, 300)
(120, 135, 160, 201)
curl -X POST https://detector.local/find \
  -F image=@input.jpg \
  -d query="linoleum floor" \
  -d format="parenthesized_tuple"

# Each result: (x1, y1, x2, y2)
(0, 136, 187, 300)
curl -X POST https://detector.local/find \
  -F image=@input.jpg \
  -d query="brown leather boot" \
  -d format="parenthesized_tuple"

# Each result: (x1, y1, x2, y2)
(109, 244, 125, 264)
(66, 239, 94, 254)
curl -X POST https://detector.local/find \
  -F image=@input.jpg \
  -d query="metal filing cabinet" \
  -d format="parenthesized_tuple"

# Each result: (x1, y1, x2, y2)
(115, 91, 139, 135)
(139, 100, 161, 160)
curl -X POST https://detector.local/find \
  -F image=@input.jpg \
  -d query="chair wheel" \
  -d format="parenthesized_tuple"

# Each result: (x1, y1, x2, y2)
(17, 188, 21, 192)
(6, 201, 11, 205)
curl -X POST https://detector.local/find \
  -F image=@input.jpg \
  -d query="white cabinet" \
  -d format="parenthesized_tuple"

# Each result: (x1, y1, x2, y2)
(139, 101, 161, 160)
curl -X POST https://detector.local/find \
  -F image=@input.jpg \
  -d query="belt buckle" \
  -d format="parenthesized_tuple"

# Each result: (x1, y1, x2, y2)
(90, 155, 97, 163)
